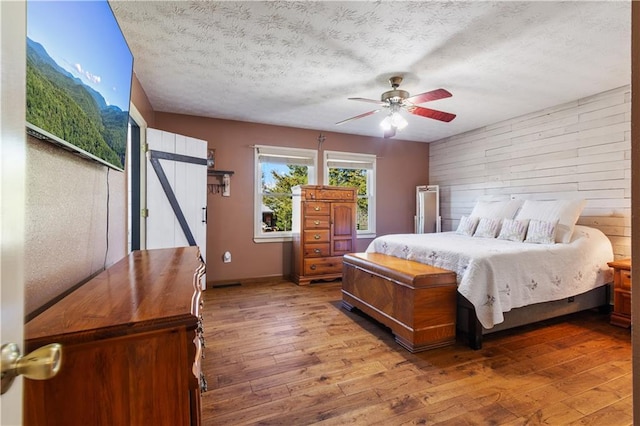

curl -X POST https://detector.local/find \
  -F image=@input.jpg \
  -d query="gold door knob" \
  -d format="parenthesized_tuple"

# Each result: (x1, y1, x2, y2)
(314, 234, 321, 240)
(1, 343, 62, 394)
(314, 249, 321, 254)
(314, 220, 320, 225)
(314, 206, 320, 211)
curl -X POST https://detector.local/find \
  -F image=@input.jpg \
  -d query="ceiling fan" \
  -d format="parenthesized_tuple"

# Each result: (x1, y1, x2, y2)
(336, 76, 456, 139)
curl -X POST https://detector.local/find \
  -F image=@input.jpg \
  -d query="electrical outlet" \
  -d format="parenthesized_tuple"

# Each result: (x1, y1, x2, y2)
(223, 251, 231, 263)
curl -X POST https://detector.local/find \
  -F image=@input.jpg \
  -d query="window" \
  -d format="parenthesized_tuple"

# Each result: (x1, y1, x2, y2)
(254, 145, 317, 242)
(323, 150, 376, 238)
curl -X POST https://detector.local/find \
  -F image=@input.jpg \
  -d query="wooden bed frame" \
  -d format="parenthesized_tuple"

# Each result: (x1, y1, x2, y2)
(342, 252, 610, 351)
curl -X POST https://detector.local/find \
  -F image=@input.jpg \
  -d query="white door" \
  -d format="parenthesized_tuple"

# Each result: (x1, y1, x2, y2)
(1, 1, 25, 423)
(146, 128, 207, 288)
(174, 132, 208, 258)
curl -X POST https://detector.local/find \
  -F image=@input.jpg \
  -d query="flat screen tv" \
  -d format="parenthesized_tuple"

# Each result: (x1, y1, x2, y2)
(26, 0, 133, 171)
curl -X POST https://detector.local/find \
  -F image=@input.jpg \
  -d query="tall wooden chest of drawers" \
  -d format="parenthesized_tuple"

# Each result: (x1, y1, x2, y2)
(292, 185, 357, 285)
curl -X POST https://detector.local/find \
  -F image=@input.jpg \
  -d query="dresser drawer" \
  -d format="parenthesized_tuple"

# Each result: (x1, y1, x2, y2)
(614, 288, 631, 317)
(313, 188, 356, 201)
(620, 270, 631, 290)
(304, 216, 330, 229)
(304, 243, 330, 257)
(303, 230, 330, 244)
(304, 257, 343, 276)
(304, 202, 330, 216)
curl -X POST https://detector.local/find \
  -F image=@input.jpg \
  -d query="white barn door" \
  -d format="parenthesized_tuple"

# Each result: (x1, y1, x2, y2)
(146, 128, 207, 289)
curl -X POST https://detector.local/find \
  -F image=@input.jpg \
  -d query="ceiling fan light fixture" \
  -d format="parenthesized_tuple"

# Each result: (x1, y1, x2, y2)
(390, 112, 408, 130)
(380, 112, 407, 132)
(380, 115, 393, 131)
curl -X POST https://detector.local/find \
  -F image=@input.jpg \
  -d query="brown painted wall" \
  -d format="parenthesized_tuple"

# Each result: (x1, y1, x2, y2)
(130, 73, 155, 127)
(153, 112, 430, 283)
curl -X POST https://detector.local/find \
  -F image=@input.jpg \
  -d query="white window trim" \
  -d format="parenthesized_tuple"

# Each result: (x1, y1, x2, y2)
(323, 150, 376, 239)
(254, 145, 317, 243)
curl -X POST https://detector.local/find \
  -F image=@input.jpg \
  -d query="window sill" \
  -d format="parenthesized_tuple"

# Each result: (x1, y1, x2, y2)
(253, 234, 293, 243)
(253, 232, 375, 243)
(356, 232, 376, 239)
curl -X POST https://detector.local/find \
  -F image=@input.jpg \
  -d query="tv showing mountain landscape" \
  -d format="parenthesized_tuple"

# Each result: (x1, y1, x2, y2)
(26, 0, 133, 171)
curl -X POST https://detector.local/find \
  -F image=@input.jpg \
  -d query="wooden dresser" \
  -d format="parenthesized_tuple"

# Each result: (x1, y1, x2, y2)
(292, 185, 357, 285)
(24, 247, 206, 425)
(608, 258, 631, 328)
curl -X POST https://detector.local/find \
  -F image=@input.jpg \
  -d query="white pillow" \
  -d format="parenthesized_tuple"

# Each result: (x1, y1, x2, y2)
(497, 218, 529, 242)
(470, 200, 522, 220)
(473, 217, 501, 238)
(524, 220, 558, 244)
(456, 216, 479, 236)
(514, 199, 586, 243)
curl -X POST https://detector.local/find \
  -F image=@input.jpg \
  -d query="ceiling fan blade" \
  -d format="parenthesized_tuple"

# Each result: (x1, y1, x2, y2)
(405, 88, 452, 105)
(406, 105, 456, 122)
(335, 109, 381, 126)
(383, 127, 396, 139)
(348, 97, 386, 105)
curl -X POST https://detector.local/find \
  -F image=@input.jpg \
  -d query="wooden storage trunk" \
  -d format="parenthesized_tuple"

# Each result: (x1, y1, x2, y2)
(342, 252, 457, 352)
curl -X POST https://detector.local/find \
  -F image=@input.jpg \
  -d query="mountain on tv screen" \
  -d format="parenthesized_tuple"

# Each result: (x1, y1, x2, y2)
(26, 0, 133, 171)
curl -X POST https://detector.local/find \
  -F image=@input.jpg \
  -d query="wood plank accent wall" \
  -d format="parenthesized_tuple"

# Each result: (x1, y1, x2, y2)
(429, 85, 631, 258)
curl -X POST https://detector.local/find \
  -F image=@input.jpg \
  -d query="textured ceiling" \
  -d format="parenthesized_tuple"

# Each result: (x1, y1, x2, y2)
(110, 1, 631, 143)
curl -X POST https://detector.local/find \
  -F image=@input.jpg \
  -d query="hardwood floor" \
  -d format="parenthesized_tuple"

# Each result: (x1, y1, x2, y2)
(200, 279, 632, 425)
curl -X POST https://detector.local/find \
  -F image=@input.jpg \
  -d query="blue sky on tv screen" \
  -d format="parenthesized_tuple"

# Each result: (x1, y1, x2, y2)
(27, 0, 133, 111)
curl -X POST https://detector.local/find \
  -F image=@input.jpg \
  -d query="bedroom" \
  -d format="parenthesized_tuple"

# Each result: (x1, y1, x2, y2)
(1, 1, 638, 424)
(114, 0, 633, 286)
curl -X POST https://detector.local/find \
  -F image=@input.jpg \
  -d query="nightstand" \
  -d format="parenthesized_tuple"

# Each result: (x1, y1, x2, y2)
(608, 258, 631, 328)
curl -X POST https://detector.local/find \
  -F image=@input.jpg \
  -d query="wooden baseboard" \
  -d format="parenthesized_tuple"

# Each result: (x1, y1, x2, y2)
(208, 275, 293, 288)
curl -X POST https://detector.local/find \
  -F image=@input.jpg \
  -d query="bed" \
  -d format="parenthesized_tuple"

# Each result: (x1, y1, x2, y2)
(342, 199, 615, 350)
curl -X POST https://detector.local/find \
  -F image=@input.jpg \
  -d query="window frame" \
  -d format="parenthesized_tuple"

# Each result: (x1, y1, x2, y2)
(323, 150, 376, 239)
(254, 145, 317, 243)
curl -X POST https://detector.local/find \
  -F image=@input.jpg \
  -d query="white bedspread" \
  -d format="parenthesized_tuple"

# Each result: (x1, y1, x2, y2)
(365, 225, 613, 329)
